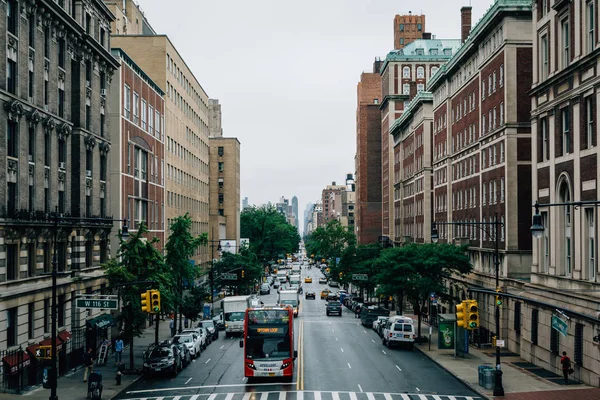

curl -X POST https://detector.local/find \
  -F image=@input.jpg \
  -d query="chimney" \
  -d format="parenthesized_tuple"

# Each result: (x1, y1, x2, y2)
(461, 6, 472, 44)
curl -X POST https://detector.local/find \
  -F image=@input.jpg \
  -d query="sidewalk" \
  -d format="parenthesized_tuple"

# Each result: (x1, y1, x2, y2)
(0, 319, 173, 400)
(407, 315, 600, 399)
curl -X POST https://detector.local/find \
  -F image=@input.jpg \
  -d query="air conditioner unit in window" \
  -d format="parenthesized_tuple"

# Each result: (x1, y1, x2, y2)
(100, 89, 107, 97)
(59, 162, 66, 169)
(86, 170, 92, 177)
(44, 105, 49, 111)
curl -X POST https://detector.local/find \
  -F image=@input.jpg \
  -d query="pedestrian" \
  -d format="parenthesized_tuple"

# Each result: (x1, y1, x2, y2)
(170, 317, 175, 337)
(83, 348, 94, 382)
(114, 337, 124, 365)
(560, 351, 572, 385)
(355, 305, 361, 319)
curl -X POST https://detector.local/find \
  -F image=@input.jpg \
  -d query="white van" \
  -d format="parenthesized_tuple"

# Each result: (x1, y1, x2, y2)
(382, 315, 416, 349)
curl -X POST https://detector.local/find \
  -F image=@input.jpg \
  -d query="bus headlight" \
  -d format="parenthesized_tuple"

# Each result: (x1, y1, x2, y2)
(280, 362, 291, 369)
(246, 362, 256, 370)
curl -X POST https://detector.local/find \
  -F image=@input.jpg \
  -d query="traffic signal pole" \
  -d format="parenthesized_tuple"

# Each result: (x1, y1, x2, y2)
(155, 314, 159, 346)
(493, 213, 504, 396)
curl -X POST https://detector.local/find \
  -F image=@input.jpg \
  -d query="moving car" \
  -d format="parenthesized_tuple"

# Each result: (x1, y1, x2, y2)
(328, 280, 339, 288)
(382, 315, 416, 349)
(259, 283, 271, 295)
(305, 291, 316, 300)
(143, 344, 182, 377)
(318, 278, 328, 284)
(304, 277, 312, 283)
(326, 301, 343, 316)
(326, 292, 339, 301)
(320, 289, 331, 299)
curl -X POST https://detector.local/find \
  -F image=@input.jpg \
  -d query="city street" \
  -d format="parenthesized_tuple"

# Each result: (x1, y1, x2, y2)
(115, 267, 480, 400)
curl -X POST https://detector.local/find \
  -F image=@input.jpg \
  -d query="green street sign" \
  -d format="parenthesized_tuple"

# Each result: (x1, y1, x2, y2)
(221, 273, 238, 280)
(552, 315, 568, 337)
(352, 274, 368, 281)
(75, 298, 118, 310)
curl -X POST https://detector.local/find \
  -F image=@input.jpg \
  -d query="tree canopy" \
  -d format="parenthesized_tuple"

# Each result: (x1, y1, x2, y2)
(240, 205, 300, 262)
(212, 250, 263, 295)
(304, 220, 356, 261)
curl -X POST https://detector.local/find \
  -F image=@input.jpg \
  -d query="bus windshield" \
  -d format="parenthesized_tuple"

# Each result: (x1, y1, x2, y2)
(246, 336, 291, 360)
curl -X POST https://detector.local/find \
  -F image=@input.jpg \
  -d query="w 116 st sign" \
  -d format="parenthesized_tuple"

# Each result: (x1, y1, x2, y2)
(75, 296, 118, 310)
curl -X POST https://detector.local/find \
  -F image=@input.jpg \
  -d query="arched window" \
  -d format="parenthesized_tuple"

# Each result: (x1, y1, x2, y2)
(431, 66, 439, 76)
(417, 66, 425, 78)
(403, 66, 411, 78)
(558, 178, 572, 276)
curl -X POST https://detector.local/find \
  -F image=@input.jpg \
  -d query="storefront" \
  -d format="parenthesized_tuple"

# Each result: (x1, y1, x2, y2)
(86, 314, 115, 356)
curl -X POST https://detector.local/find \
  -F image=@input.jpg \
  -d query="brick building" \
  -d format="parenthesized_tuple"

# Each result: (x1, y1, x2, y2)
(355, 60, 383, 245)
(393, 12, 427, 50)
(321, 183, 347, 225)
(380, 38, 461, 244)
(108, 48, 165, 254)
(427, 0, 533, 367)
(0, 0, 120, 385)
(529, 0, 600, 386)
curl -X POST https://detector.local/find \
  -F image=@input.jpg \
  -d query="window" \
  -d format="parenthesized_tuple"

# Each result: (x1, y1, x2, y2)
(57, 294, 65, 327)
(399, 24, 404, 32)
(575, 324, 584, 365)
(587, 1, 595, 54)
(28, 13, 35, 47)
(488, 75, 492, 94)
(7, 0, 18, 35)
(500, 142, 505, 162)
(86, 61, 92, 84)
(562, 107, 570, 155)
(29, 183, 34, 212)
(514, 302, 521, 334)
(586, 208, 596, 281)
(403, 67, 410, 78)
(155, 111, 161, 139)
(45, 133, 51, 166)
(7, 120, 18, 158)
(6, 307, 17, 347)
(133, 92, 140, 123)
(44, 80, 49, 108)
(402, 84, 410, 95)
(501, 177, 505, 202)
(44, 27, 50, 58)
(500, 102, 504, 124)
(561, 19, 570, 68)
(493, 71, 497, 91)
(482, 114, 486, 134)
(7, 59, 17, 94)
(531, 309, 539, 345)
(218, 193, 224, 204)
(141, 99, 147, 130)
(540, 34, 549, 80)
(500, 215, 505, 241)
(28, 303, 34, 339)
(85, 13, 91, 34)
(43, 298, 49, 333)
(542, 0, 548, 15)
(28, 70, 34, 99)
(416, 83, 424, 92)
(58, 88, 65, 118)
(124, 85, 131, 118)
(86, 105, 91, 130)
(416, 66, 424, 78)
(85, 240, 93, 268)
(100, 28, 105, 47)
(100, 113, 105, 137)
(499, 65, 504, 86)
(586, 97, 594, 149)
(482, 183, 487, 205)
(58, 39, 65, 69)
(417, 23, 422, 31)
(218, 146, 224, 156)
(148, 105, 154, 134)
(541, 117, 548, 161)
(431, 66, 439, 76)
(550, 324, 560, 354)
(218, 162, 224, 172)
(100, 155, 107, 181)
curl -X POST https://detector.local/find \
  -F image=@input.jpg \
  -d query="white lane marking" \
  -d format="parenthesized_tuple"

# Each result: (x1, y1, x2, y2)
(314, 391, 322, 400)
(400, 395, 411, 400)
(340, 348, 344, 353)
(366, 393, 376, 400)
(353, 388, 361, 397)
(185, 377, 192, 384)
(278, 392, 286, 400)
(190, 396, 200, 400)
(347, 362, 352, 369)
(225, 393, 234, 400)
(371, 339, 375, 343)
(363, 330, 367, 333)
(396, 365, 402, 372)
(335, 337, 339, 341)
(205, 358, 211, 364)
(332, 329, 335, 332)
(384, 393, 393, 400)
(418, 395, 428, 400)
(220, 345, 224, 349)
(332, 392, 340, 400)
(382, 349, 387, 355)
(415, 387, 421, 392)
(432, 396, 443, 400)
(173, 396, 181, 400)
(296, 391, 304, 400)
(447, 397, 458, 400)
(208, 394, 218, 400)
(260, 392, 269, 400)
(242, 393, 252, 400)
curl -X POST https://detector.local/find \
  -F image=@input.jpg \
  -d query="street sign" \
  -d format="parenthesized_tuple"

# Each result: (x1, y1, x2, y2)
(552, 315, 569, 337)
(352, 274, 368, 281)
(75, 298, 118, 309)
(221, 273, 237, 280)
(496, 339, 505, 348)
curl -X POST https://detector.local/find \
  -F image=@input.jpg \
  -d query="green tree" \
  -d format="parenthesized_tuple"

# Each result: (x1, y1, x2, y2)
(212, 251, 263, 295)
(165, 213, 208, 333)
(374, 243, 472, 337)
(240, 205, 300, 262)
(103, 222, 171, 369)
(305, 220, 356, 262)
(180, 285, 209, 322)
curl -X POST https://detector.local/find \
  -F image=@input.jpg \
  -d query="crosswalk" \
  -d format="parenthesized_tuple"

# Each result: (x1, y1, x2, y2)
(120, 390, 480, 400)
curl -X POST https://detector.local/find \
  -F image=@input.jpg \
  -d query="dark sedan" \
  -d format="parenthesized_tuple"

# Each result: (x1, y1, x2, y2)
(143, 344, 182, 377)
(305, 291, 316, 300)
(326, 301, 343, 316)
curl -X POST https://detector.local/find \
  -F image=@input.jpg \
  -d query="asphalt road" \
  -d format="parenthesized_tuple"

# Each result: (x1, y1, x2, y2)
(115, 267, 481, 400)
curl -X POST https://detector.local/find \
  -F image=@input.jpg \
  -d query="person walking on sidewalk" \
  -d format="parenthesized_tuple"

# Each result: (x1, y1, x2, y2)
(114, 337, 124, 365)
(560, 351, 572, 385)
(83, 348, 94, 382)
(170, 317, 175, 337)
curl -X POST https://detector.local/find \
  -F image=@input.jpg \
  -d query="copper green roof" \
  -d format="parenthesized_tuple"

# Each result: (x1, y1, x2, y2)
(381, 39, 462, 73)
(389, 91, 433, 137)
(427, 0, 532, 91)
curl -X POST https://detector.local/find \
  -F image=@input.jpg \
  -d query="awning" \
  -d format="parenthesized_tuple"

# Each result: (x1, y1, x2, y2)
(39, 337, 63, 353)
(2, 351, 32, 375)
(58, 331, 72, 342)
(86, 314, 114, 329)
(25, 344, 39, 357)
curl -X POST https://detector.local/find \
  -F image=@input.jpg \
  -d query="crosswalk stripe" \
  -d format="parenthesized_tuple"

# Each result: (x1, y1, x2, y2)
(297, 391, 304, 400)
(208, 394, 218, 400)
(190, 396, 200, 400)
(448, 397, 457, 400)
(260, 393, 269, 400)
(118, 391, 482, 400)
(366, 393, 376, 400)
(314, 391, 322, 400)
(332, 392, 340, 400)
(242, 393, 252, 400)
(279, 392, 286, 400)
(400, 395, 411, 400)
(172, 396, 182, 400)
(349, 392, 358, 400)
(418, 395, 428, 400)
(383, 393, 393, 400)
(432, 396, 443, 400)
(225, 394, 234, 400)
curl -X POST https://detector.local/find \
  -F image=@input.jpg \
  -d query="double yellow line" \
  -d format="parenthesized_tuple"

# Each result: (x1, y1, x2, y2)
(296, 320, 304, 390)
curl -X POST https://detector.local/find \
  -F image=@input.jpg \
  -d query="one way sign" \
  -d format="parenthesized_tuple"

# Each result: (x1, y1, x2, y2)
(35, 346, 51, 359)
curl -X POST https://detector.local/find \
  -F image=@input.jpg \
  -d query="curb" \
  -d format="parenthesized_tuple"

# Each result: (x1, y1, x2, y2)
(109, 373, 143, 400)
(414, 344, 492, 400)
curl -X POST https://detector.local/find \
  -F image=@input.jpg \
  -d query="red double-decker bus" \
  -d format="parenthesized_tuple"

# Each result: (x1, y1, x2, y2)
(240, 306, 296, 378)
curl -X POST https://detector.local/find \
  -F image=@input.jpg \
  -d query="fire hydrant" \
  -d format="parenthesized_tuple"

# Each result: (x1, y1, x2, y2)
(115, 371, 122, 385)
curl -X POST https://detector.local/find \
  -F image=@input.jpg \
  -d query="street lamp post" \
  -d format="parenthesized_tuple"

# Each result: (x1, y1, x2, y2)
(431, 214, 504, 396)
(530, 199, 600, 238)
(48, 213, 128, 400)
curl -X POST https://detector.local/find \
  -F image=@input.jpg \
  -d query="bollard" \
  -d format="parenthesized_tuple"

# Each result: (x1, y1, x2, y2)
(115, 371, 122, 385)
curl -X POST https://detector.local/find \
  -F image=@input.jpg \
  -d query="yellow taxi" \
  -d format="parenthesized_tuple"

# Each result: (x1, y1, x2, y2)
(304, 277, 312, 283)
(320, 289, 331, 299)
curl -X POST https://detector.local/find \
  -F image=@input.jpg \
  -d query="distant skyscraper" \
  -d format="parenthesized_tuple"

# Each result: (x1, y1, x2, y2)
(292, 196, 299, 229)
(242, 197, 249, 209)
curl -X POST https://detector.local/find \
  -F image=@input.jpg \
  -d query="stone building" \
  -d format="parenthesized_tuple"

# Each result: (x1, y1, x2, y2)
(528, 0, 600, 386)
(0, 0, 119, 386)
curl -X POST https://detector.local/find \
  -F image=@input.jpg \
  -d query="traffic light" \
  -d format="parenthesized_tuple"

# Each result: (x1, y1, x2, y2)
(456, 300, 468, 328)
(339, 272, 343, 279)
(467, 300, 479, 330)
(241, 270, 245, 278)
(140, 290, 151, 313)
(495, 287, 502, 306)
(150, 290, 161, 314)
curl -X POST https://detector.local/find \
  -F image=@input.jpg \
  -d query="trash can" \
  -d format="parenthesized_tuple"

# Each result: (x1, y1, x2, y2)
(483, 368, 495, 390)
(477, 366, 486, 386)
(42, 367, 51, 389)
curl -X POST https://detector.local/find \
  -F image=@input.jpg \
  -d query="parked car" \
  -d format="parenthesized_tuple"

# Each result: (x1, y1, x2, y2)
(318, 278, 328, 284)
(142, 344, 182, 377)
(326, 292, 339, 301)
(326, 301, 343, 316)
(305, 291, 316, 300)
(173, 342, 192, 368)
(172, 334, 201, 358)
(198, 320, 218, 341)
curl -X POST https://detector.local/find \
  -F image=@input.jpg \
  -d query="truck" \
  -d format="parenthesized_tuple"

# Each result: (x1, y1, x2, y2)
(289, 274, 301, 287)
(277, 270, 288, 283)
(278, 289, 300, 317)
(221, 295, 251, 337)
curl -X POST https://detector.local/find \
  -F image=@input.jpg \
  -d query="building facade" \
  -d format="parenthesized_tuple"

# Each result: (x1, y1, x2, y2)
(111, 34, 211, 267)
(321, 183, 347, 225)
(355, 61, 383, 245)
(108, 48, 165, 254)
(393, 12, 427, 50)
(380, 38, 462, 245)
(0, 0, 120, 387)
(529, 0, 600, 386)
(291, 196, 298, 229)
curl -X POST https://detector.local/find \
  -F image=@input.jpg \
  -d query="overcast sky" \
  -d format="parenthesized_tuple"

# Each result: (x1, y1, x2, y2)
(137, 0, 495, 224)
